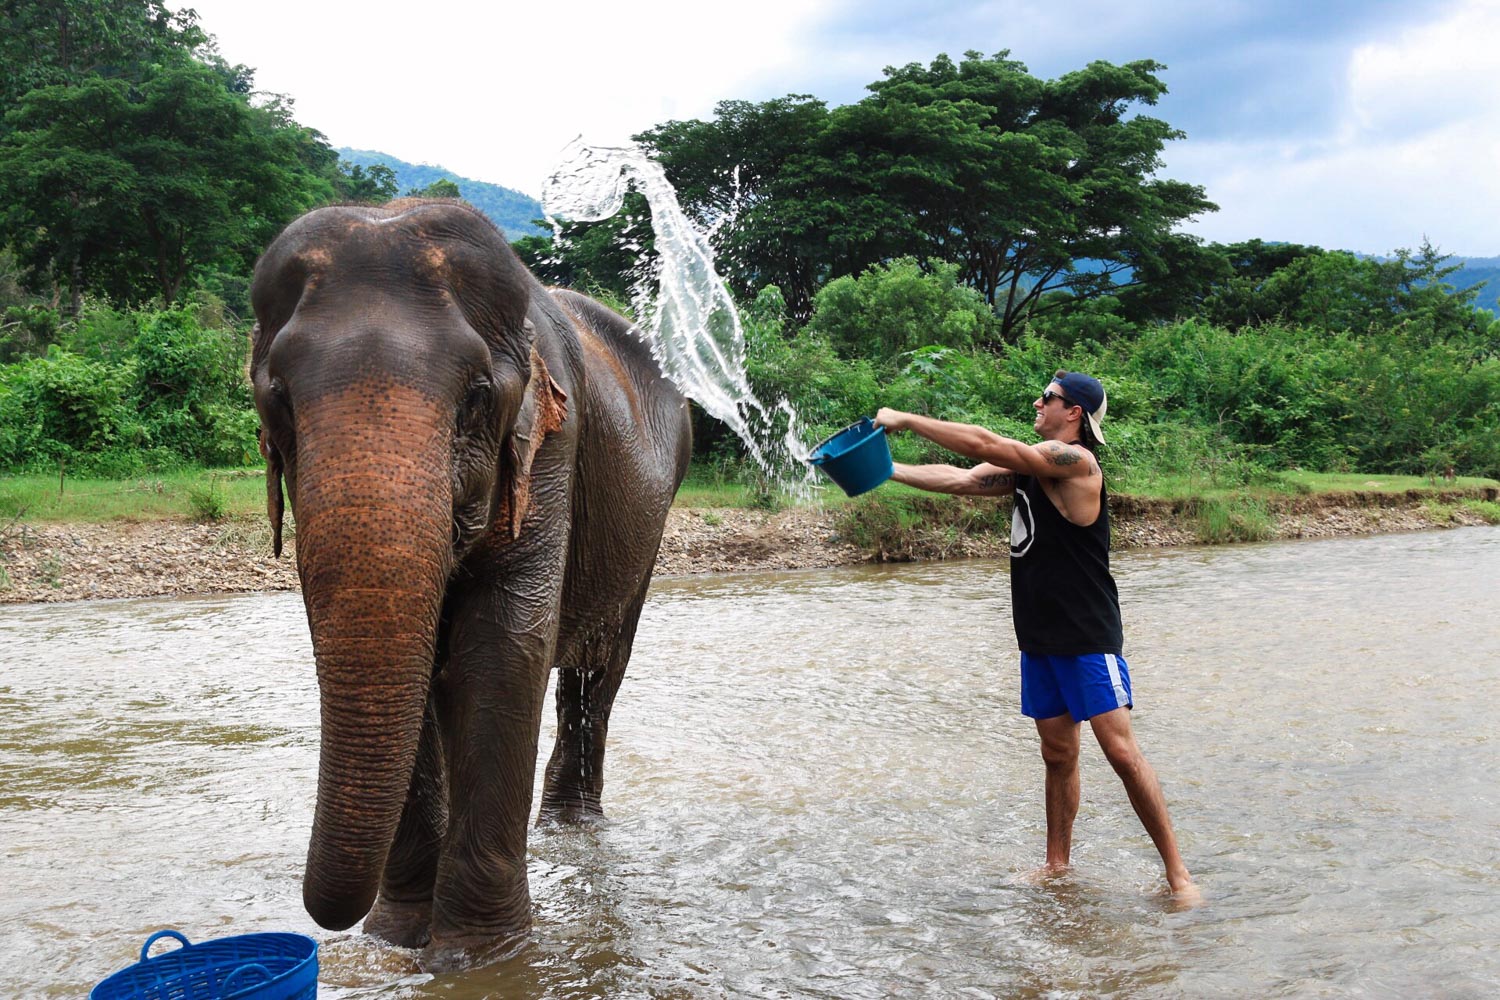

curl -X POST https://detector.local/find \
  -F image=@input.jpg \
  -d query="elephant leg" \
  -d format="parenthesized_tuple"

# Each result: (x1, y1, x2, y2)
(538, 577, 650, 824)
(363, 695, 448, 948)
(423, 568, 563, 965)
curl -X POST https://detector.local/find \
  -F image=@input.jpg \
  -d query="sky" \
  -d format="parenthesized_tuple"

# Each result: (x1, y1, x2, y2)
(175, 0, 1500, 257)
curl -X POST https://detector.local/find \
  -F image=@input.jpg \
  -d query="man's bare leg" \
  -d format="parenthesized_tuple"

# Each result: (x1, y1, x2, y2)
(1088, 707, 1198, 899)
(1035, 714, 1081, 871)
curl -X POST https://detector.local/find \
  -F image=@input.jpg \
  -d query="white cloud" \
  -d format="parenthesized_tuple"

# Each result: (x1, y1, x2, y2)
(1169, 0, 1500, 254)
(176, 0, 1499, 255)
(1346, 0, 1500, 140)
(182, 0, 842, 195)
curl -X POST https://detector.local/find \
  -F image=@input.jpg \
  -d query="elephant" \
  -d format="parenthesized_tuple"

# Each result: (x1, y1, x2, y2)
(249, 199, 691, 964)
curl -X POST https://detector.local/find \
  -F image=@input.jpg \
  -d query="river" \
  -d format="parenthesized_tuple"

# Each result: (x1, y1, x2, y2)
(3, 527, 1497, 998)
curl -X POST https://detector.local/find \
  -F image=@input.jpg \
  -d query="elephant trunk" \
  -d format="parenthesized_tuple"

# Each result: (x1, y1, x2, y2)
(293, 388, 455, 930)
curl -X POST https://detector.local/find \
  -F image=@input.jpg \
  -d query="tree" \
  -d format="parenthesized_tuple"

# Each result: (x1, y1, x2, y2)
(0, 0, 204, 112)
(1383, 240, 1490, 343)
(512, 195, 646, 305)
(840, 52, 1217, 340)
(804, 257, 996, 362)
(406, 178, 461, 199)
(0, 56, 334, 307)
(1200, 240, 1325, 328)
(335, 162, 399, 203)
(638, 51, 1216, 340)
(640, 95, 832, 318)
(1199, 239, 1489, 340)
(1113, 234, 1233, 325)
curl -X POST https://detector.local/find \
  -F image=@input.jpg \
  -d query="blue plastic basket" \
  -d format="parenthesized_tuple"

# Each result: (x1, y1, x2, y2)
(91, 929, 318, 1000)
(808, 417, 893, 496)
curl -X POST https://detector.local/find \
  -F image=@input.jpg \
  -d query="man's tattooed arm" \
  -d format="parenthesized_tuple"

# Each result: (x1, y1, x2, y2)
(1040, 441, 1081, 465)
(975, 470, 1015, 494)
(1039, 441, 1099, 474)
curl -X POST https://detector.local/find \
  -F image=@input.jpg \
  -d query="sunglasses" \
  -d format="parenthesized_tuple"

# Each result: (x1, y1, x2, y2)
(1041, 389, 1077, 408)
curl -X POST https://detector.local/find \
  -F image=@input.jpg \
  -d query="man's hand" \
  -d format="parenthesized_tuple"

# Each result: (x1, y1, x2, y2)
(874, 407, 909, 432)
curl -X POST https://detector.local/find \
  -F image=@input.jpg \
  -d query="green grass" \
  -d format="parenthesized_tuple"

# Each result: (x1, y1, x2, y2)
(1276, 471, 1499, 493)
(1461, 499, 1500, 524)
(672, 476, 756, 508)
(1188, 496, 1277, 544)
(1118, 469, 1498, 502)
(834, 489, 1008, 559)
(0, 468, 268, 523)
(2, 463, 1495, 528)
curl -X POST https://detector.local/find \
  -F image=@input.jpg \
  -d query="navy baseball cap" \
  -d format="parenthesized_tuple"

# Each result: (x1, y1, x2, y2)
(1053, 371, 1107, 445)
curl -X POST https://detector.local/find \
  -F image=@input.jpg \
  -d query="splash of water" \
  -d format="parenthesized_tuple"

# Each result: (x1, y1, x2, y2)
(541, 140, 813, 491)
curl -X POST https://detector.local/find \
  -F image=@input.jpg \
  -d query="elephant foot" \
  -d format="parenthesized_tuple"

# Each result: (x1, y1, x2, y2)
(536, 793, 606, 827)
(421, 928, 530, 973)
(363, 895, 433, 949)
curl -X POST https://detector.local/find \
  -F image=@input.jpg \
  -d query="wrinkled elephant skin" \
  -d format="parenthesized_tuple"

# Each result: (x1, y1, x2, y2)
(249, 200, 691, 965)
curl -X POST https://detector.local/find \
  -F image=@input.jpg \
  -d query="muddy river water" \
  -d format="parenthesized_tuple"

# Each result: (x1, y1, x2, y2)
(3, 527, 1498, 998)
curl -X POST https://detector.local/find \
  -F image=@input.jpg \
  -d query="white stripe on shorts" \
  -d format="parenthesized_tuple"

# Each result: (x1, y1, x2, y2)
(1105, 653, 1128, 709)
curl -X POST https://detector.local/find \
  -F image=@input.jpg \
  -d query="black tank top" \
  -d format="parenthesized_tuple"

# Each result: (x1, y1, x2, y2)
(1009, 472, 1123, 656)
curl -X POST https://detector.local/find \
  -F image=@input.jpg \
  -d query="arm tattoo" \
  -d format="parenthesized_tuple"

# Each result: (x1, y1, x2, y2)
(1042, 441, 1083, 467)
(977, 471, 1014, 492)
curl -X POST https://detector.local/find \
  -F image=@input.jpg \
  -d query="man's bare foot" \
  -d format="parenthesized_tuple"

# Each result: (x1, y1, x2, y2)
(1167, 878, 1203, 909)
(1016, 862, 1071, 886)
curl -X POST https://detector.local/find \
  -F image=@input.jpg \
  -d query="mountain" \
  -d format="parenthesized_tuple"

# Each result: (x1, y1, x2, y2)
(1449, 256, 1500, 315)
(336, 148, 547, 240)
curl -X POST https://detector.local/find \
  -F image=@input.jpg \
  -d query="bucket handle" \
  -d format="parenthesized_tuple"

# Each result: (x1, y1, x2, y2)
(808, 416, 880, 467)
(223, 963, 274, 997)
(139, 929, 191, 962)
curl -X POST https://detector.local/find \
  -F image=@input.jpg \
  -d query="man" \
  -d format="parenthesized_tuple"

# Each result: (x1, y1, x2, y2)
(875, 371, 1197, 900)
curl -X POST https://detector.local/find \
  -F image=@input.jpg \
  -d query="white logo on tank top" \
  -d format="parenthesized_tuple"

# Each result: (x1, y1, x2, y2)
(1011, 489, 1036, 557)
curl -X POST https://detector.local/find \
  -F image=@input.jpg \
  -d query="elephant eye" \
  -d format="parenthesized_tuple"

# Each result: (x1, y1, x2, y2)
(263, 376, 293, 422)
(463, 377, 492, 413)
(456, 377, 494, 441)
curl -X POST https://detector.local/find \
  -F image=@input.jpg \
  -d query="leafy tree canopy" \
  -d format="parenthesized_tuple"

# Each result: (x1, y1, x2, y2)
(407, 178, 461, 199)
(625, 51, 1216, 339)
(0, 0, 205, 111)
(334, 162, 399, 203)
(0, 52, 335, 306)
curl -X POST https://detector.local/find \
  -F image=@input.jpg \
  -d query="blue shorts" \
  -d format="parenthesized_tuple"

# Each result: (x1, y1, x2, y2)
(1020, 651, 1132, 722)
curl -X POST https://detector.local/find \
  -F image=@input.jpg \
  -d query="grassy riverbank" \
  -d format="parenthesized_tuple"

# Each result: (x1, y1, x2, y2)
(2, 465, 1498, 603)
(3, 465, 1498, 533)
(2, 473, 1500, 605)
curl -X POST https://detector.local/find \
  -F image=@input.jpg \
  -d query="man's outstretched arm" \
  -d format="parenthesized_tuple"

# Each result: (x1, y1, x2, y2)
(891, 462, 1015, 496)
(876, 408, 1096, 479)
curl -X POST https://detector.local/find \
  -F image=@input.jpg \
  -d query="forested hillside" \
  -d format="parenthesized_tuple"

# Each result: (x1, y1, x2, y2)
(1449, 257, 1500, 313)
(335, 148, 545, 239)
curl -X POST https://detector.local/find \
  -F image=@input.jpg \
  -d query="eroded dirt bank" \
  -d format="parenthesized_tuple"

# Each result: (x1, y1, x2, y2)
(2, 488, 1495, 604)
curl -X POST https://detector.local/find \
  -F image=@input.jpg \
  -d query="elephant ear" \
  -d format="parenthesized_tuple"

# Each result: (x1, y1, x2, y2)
(260, 426, 286, 558)
(496, 344, 569, 540)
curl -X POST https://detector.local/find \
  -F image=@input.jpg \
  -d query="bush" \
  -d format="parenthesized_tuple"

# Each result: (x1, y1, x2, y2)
(1120, 320, 1352, 470)
(1190, 497, 1276, 544)
(0, 349, 145, 468)
(0, 305, 62, 362)
(0, 302, 260, 473)
(187, 477, 228, 522)
(743, 285, 882, 443)
(60, 303, 141, 363)
(804, 258, 997, 364)
(132, 307, 256, 466)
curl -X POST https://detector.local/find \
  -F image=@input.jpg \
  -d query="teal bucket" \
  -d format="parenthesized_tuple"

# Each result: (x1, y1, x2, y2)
(808, 417, 892, 496)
